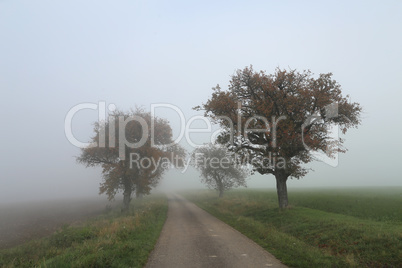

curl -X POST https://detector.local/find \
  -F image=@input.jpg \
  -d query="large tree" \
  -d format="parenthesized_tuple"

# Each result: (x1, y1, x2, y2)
(197, 66, 361, 208)
(77, 108, 185, 211)
(192, 144, 248, 197)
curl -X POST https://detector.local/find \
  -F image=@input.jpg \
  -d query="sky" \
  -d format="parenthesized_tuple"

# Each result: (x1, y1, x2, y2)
(1, 0, 401, 203)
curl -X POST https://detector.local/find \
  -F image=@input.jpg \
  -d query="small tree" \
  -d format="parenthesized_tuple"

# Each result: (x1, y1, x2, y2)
(192, 144, 248, 197)
(197, 66, 361, 208)
(77, 108, 185, 211)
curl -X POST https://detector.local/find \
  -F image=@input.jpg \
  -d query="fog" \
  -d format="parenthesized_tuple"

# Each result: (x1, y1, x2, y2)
(1, 1, 401, 204)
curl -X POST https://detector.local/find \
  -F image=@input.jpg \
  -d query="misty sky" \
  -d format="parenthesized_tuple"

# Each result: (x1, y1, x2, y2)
(1, 0, 401, 203)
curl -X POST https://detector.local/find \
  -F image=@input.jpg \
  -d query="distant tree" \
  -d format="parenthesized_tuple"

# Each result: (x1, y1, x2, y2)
(192, 144, 248, 197)
(77, 108, 185, 211)
(197, 66, 361, 208)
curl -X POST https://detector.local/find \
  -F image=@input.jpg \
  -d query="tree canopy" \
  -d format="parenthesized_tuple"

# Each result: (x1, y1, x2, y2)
(192, 144, 248, 197)
(197, 66, 362, 208)
(77, 108, 185, 211)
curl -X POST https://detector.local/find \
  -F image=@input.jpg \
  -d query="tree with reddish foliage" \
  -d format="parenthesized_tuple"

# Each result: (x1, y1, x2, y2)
(197, 66, 361, 208)
(77, 108, 185, 211)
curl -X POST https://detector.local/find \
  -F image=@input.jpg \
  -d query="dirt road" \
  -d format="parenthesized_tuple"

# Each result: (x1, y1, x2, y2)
(146, 194, 286, 268)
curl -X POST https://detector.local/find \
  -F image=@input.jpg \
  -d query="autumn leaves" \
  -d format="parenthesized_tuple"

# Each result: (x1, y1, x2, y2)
(75, 66, 361, 209)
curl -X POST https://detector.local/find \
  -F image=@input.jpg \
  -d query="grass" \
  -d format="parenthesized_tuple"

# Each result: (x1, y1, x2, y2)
(0, 195, 168, 268)
(185, 187, 402, 268)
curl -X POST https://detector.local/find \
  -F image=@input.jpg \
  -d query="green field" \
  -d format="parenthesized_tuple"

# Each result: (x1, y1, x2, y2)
(0, 195, 167, 268)
(1, 188, 400, 267)
(185, 187, 402, 267)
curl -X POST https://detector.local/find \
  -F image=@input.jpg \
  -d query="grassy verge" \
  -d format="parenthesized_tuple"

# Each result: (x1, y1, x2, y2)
(185, 188, 402, 268)
(0, 195, 168, 268)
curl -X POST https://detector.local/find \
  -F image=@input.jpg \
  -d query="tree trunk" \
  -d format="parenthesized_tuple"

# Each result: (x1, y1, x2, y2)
(275, 172, 289, 209)
(218, 188, 224, 198)
(122, 188, 132, 212)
